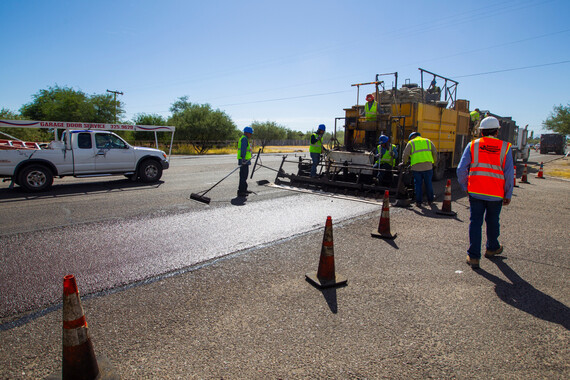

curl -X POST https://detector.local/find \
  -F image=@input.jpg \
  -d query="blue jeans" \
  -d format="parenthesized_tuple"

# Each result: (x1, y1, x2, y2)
(468, 195, 503, 259)
(412, 170, 434, 204)
(310, 153, 320, 177)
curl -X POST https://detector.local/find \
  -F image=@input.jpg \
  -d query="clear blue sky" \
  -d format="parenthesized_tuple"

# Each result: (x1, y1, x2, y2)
(1, 0, 569, 136)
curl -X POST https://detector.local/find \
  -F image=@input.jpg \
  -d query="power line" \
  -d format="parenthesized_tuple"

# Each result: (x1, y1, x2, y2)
(453, 60, 570, 78)
(218, 90, 351, 107)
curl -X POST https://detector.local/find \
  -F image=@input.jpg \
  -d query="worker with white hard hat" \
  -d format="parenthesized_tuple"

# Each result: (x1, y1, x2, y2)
(457, 116, 514, 269)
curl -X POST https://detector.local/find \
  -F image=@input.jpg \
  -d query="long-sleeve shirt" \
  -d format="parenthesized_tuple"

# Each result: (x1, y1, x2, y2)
(374, 144, 398, 164)
(456, 139, 514, 201)
(402, 138, 438, 171)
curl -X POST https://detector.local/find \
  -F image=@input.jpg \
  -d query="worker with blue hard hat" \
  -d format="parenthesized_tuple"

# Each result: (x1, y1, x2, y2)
(401, 131, 438, 207)
(373, 134, 398, 185)
(237, 126, 254, 197)
(309, 124, 327, 178)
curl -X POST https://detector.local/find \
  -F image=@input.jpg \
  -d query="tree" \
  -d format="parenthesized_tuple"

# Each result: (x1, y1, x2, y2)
(543, 103, 570, 136)
(168, 96, 237, 154)
(19, 85, 124, 123)
(250, 121, 288, 151)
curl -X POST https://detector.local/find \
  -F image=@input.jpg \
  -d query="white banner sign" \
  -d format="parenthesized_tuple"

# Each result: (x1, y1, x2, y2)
(0, 119, 175, 132)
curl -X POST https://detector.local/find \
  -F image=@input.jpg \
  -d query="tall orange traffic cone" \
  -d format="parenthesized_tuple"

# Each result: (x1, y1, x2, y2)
(305, 216, 347, 288)
(436, 179, 457, 216)
(371, 190, 397, 239)
(521, 164, 530, 183)
(47, 275, 118, 380)
(513, 165, 519, 187)
(536, 162, 545, 178)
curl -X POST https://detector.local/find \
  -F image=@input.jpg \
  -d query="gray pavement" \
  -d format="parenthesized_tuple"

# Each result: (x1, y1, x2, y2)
(1, 175, 569, 379)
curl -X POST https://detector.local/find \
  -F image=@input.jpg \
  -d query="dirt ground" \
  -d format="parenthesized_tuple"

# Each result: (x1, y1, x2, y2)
(542, 155, 570, 179)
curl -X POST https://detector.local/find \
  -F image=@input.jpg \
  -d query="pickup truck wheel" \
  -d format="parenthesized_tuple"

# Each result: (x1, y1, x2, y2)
(138, 159, 163, 183)
(19, 165, 53, 192)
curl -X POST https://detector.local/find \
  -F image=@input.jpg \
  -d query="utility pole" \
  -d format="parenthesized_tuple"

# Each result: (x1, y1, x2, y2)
(106, 89, 124, 123)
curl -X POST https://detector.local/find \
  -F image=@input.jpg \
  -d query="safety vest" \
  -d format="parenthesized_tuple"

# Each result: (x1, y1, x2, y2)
(410, 137, 434, 166)
(237, 135, 251, 160)
(364, 101, 378, 120)
(470, 111, 480, 122)
(376, 144, 396, 166)
(468, 137, 511, 199)
(309, 133, 322, 154)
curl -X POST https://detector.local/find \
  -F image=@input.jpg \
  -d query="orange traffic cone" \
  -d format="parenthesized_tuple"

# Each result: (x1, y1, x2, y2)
(513, 165, 519, 187)
(436, 179, 457, 216)
(371, 190, 397, 239)
(521, 164, 530, 183)
(305, 216, 347, 289)
(47, 275, 118, 380)
(536, 162, 545, 178)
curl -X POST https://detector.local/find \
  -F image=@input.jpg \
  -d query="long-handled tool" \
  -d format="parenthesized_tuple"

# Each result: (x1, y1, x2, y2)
(189, 166, 241, 205)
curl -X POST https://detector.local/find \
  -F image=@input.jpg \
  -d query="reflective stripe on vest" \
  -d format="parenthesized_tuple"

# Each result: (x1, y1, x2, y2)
(376, 144, 396, 166)
(365, 101, 378, 120)
(237, 135, 251, 160)
(410, 137, 434, 165)
(468, 137, 511, 199)
(309, 133, 322, 154)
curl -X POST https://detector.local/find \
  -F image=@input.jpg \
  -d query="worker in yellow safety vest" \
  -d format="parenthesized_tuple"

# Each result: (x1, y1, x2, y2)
(401, 132, 437, 207)
(237, 126, 253, 197)
(457, 116, 513, 269)
(373, 135, 398, 185)
(470, 108, 481, 129)
(363, 94, 378, 121)
(309, 124, 327, 178)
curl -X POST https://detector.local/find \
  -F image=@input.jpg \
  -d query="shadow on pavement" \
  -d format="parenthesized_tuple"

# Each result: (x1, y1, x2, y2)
(476, 257, 570, 330)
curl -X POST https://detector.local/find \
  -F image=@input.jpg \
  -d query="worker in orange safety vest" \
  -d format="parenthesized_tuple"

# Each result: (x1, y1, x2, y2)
(457, 116, 514, 269)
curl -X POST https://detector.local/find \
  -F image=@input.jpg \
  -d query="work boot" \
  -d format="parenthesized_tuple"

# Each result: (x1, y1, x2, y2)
(466, 255, 480, 269)
(484, 246, 503, 258)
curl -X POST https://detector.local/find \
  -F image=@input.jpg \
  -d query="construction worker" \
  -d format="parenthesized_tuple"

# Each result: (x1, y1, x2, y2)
(373, 135, 398, 185)
(309, 124, 326, 178)
(427, 79, 441, 94)
(401, 132, 437, 207)
(237, 126, 253, 197)
(457, 116, 514, 269)
(363, 94, 378, 121)
(470, 108, 481, 130)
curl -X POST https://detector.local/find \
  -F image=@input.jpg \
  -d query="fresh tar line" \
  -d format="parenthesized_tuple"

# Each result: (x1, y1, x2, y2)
(0, 194, 384, 323)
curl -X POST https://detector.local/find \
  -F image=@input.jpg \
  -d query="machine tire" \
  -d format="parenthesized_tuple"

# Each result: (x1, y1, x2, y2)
(433, 157, 446, 181)
(18, 165, 53, 192)
(138, 159, 163, 183)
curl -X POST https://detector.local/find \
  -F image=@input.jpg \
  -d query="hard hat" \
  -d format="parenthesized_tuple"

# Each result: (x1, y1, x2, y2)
(378, 135, 389, 144)
(475, 108, 480, 112)
(243, 126, 253, 134)
(409, 132, 420, 140)
(479, 116, 500, 130)
(318, 124, 326, 131)
(366, 94, 374, 102)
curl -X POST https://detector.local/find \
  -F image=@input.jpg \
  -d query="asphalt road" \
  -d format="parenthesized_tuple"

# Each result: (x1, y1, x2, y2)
(1, 150, 568, 379)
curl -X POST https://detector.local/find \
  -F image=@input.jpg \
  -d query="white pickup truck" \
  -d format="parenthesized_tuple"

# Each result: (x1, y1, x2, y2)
(0, 120, 175, 192)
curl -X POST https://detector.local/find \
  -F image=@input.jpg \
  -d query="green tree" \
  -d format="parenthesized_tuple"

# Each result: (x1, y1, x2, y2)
(168, 96, 237, 154)
(543, 103, 570, 135)
(19, 85, 124, 123)
(286, 129, 305, 140)
(250, 121, 287, 151)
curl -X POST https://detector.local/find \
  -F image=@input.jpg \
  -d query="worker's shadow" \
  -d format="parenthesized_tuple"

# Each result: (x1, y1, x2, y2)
(475, 257, 569, 330)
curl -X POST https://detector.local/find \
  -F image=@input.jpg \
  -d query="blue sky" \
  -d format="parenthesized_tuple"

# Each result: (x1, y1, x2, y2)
(1, 0, 569, 135)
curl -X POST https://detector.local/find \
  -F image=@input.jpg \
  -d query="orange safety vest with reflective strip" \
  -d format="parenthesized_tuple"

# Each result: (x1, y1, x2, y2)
(468, 137, 511, 199)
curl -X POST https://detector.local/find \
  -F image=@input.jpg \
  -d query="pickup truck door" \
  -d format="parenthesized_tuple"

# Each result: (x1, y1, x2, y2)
(72, 132, 97, 173)
(94, 133, 136, 172)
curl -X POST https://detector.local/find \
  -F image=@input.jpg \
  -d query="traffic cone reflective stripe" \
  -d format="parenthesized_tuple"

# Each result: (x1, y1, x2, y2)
(536, 162, 544, 178)
(371, 190, 397, 239)
(521, 164, 530, 183)
(62, 275, 99, 380)
(436, 179, 457, 216)
(306, 216, 347, 288)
